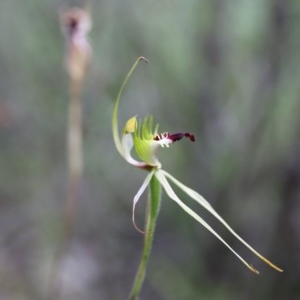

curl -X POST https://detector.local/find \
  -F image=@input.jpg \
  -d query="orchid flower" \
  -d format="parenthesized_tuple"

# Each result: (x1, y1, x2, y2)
(112, 58, 283, 295)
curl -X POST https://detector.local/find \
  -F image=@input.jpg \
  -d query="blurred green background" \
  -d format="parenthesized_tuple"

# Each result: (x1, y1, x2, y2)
(0, 0, 300, 299)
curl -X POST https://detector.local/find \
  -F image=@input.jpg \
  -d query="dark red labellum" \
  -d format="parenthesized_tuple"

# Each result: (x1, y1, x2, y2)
(154, 132, 195, 143)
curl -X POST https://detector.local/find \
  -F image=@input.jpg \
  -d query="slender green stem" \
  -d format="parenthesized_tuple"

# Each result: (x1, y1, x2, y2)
(128, 174, 161, 300)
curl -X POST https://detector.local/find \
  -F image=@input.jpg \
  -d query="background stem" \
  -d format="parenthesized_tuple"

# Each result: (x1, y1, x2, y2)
(47, 78, 83, 300)
(128, 174, 161, 300)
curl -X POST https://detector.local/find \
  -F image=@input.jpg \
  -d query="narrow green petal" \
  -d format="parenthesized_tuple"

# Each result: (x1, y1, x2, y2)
(155, 170, 261, 274)
(160, 170, 283, 273)
(132, 171, 155, 233)
(112, 57, 148, 156)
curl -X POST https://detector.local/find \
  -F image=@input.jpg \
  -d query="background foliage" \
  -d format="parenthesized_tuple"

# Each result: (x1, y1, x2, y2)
(0, 0, 299, 299)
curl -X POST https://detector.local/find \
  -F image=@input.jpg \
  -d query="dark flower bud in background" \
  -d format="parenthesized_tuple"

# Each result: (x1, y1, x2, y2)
(60, 6, 92, 83)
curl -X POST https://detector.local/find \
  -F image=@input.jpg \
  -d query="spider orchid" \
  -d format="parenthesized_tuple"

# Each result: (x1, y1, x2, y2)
(112, 57, 283, 275)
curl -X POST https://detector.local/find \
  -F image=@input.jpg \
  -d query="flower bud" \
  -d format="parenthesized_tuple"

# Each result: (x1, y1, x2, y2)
(60, 7, 92, 82)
